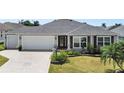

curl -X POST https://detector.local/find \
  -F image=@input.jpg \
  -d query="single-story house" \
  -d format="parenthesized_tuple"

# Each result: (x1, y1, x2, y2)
(110, 25, 124, 41)
(4, 19, 118, 51)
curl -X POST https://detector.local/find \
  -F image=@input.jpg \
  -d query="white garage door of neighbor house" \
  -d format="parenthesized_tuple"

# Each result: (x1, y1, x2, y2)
(6, 35, 18, 49)
(22, 36, 55, 50)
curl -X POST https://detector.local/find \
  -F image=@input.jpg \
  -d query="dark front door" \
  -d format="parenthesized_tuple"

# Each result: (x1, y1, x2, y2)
(58, 36, 67, 49)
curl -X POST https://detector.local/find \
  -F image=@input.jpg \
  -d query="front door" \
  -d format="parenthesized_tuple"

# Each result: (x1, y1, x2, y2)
(58, 36, 67, 49)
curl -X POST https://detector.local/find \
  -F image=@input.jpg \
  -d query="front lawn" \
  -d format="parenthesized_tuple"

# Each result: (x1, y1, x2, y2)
(49, 55, 117, 73)
(0, 55, 8, 66)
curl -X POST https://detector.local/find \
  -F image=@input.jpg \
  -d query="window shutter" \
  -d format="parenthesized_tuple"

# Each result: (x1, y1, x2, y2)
(111, 36, 114, 44)
(70, 36, 73, 48)
(88, 36, 90, 45)
(94, 36, 97, 48)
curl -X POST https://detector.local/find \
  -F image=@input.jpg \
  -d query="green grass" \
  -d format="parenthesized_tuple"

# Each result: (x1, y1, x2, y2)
(0, 43, 5, 51)
(49, 55, 118, 73)
(0, 55, 9, 66)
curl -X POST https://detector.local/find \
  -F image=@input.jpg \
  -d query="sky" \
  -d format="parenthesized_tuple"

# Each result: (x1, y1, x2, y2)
(0, 19, 124, 26)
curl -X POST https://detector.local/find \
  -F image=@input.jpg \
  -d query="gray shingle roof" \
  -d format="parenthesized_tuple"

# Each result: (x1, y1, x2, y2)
(4, 22, 24, 31)
(6, 19, 117, 36)
(0, 22, 24, 31)
(6, 26, 44, 35)
(69, 24, 117, 35)
(110, 25, 124, 36)
(7, 19, 82, 35)
(41, 19, 83, 35)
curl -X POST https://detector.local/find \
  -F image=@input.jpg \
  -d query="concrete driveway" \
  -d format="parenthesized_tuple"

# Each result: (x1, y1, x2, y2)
(0, 50, 52, 73)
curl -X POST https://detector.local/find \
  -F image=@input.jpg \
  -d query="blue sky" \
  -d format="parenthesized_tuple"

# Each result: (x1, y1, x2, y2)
(0, 19, 124, 26)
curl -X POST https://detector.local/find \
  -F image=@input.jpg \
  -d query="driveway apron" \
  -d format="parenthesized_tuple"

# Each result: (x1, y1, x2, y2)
(0, 50, 52, 73)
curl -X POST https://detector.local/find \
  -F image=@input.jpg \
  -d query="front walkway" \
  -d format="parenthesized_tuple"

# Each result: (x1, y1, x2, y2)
(0, 50, 52, 73)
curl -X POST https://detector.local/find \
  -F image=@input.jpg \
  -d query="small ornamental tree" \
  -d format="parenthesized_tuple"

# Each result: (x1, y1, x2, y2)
(101, 41, 124, 71)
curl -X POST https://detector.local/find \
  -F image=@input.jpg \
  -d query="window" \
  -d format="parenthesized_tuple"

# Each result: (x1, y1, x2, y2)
(97, 36, 111, 47)
(81, 37, 87, 48)
(74, 38, 80, 47)
(73, 36, 87, 48)
(98, 37, 103, 47)
(119, 37, 124, 41)
(104, 37, 110, 45)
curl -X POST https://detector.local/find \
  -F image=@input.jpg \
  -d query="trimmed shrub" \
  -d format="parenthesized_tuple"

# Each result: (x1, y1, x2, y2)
(18, 45, 22, 51)
(67, 50, 81, 56)
(16, 45, 22, 51)
(51, 50, 81, 64)
(67, 51, 73, 55)
(87, 44, 96, 54)
(51, 51, 67, 64)
(0, 42, 4, 44)
(0, 42, 5, 51)
(72, 51, 81, 56)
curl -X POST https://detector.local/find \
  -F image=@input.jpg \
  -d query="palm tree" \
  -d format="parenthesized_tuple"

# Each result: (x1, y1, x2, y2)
(101, 41, 124, 71)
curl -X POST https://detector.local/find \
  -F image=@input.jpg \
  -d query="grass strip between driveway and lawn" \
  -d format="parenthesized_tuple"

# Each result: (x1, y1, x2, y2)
(49, 55, 119, 73)
(0, 43, 8, 67)
(0, 55, 9, 67)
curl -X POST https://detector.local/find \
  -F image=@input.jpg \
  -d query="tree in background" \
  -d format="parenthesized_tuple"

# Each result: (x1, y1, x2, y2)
(33, 21, 40, 26)
(115, 23, 122, 26)
(109, 23, 122, 30)
(19, 20, 40, 26)
(102, 23, 106, 28)
(19, 20, 24, 24)
(23, 20, 33, 26)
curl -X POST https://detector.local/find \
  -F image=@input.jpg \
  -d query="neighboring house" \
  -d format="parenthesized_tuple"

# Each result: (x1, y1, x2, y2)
(0, 23, 6, 42)
(0, 22, 24, 43)
(110, 25, 124, 41)
(4, 19, 117, 52)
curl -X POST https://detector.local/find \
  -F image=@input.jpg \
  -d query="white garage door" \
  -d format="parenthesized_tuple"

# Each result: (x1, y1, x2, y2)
(6, 35, 19, 49)
(22, 36, 55, 50)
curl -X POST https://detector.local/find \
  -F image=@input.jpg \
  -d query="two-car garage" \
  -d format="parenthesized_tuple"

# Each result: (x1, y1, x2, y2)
(6, 35, 55, 50)
(21, 36, 55, 50)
